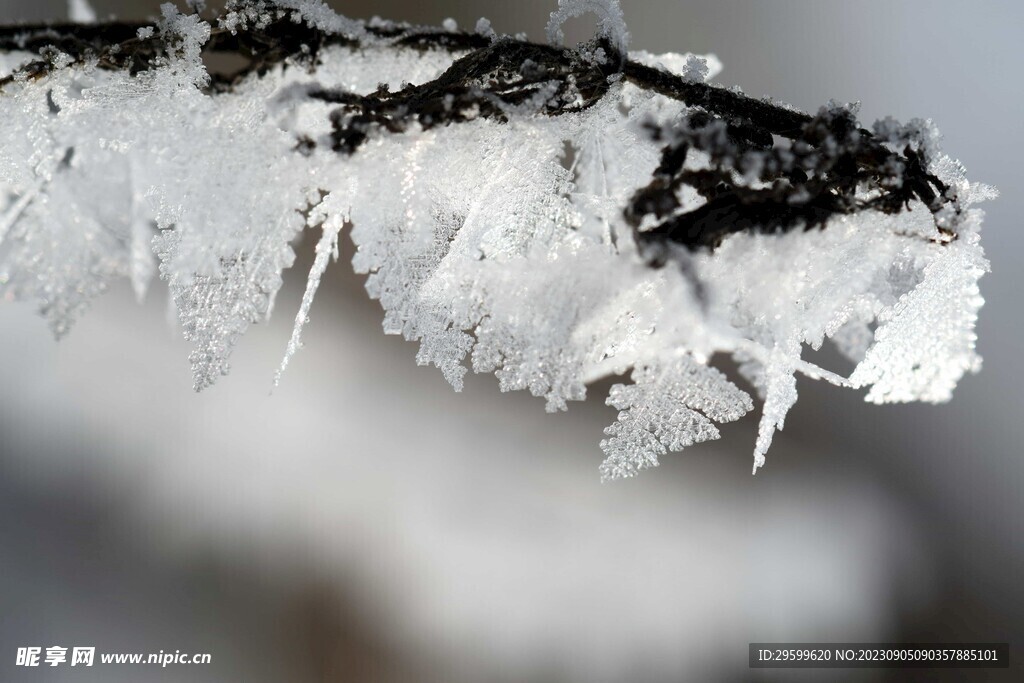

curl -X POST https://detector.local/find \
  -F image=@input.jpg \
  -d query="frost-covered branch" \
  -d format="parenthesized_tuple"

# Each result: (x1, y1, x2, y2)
(0, 0, 992, 478)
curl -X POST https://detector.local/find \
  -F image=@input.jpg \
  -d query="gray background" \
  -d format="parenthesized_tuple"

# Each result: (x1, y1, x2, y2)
(1, 1, 1021, 681)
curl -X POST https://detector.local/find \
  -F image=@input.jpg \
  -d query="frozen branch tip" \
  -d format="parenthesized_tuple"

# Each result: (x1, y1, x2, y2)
(0, 0, 993, 478)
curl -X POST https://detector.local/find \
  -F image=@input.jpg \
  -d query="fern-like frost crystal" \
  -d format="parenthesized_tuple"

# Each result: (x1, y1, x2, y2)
(0, 0, 991, 478)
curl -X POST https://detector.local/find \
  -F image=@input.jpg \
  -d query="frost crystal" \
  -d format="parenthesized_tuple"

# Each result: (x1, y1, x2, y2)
(600, 356, 753, 480)
(547, 0, 630, 55)
(0, 0, 991, 478)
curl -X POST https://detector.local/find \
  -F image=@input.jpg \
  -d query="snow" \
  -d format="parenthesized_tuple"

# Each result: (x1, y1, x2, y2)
(0, 0, 990, 477)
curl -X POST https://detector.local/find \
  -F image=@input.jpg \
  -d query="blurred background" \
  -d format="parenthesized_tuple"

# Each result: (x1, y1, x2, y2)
(1, 1, 1021, 681)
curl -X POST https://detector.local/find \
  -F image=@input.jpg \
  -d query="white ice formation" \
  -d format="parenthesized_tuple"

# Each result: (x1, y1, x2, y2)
(0, 0, 992, 478)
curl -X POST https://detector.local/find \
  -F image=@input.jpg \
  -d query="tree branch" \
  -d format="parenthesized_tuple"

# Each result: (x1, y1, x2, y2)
(0, 3, 959, 258)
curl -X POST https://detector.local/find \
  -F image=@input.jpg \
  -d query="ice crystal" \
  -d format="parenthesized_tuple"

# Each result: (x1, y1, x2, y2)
(0, 0, 991, 478)
(547, 0, 630, 55)
(600, 356, 753, 480)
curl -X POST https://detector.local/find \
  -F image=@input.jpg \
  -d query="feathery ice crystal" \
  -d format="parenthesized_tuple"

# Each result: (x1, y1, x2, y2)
(0, 0, 992, 478)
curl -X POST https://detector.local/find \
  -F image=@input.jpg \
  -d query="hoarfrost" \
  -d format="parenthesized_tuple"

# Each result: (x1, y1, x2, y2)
(547, 0, 630, 55)
(274, 191, 348, 388)
(629, 50, 722, 83)
(221, 0, 366, 38)
(600, 356, 753, 480)
(0, 0, 991, 478)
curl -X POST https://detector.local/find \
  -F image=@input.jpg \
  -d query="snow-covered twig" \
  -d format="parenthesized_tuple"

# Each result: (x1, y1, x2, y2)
(0, 0, 992, 477)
